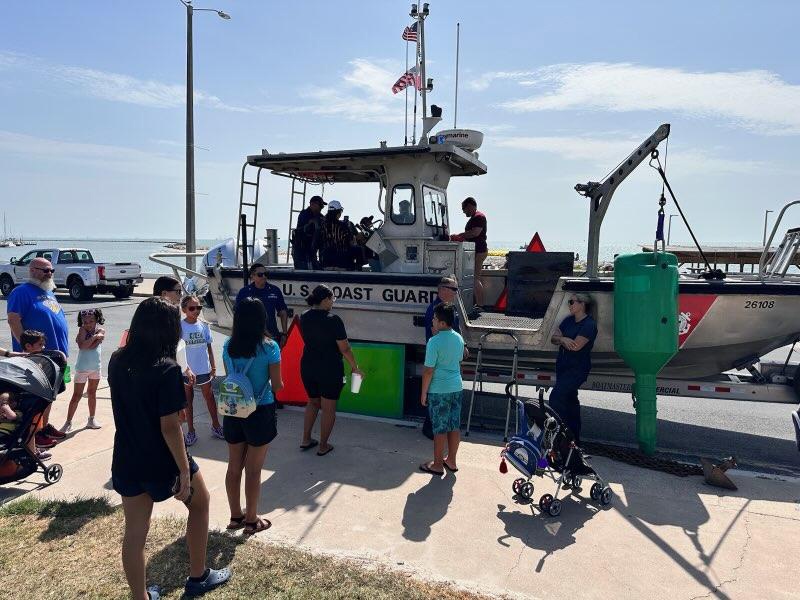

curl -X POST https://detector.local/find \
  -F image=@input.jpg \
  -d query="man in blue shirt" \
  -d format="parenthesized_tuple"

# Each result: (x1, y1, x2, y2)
(235, 263, 289, 343)
(421, 276, 461, 439)
(6, 257, 69, 356)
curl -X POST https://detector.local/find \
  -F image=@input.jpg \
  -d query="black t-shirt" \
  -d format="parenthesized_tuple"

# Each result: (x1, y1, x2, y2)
(465, 210, 488, 253)
(300, 309, 348, 371)
(108, 354, 187, 482)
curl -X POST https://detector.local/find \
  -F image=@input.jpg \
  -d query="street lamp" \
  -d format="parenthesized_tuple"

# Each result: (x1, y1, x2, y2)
(667, 213, 678, 245)
(763, 209, 773, 247)
(179, 0, 230, 271)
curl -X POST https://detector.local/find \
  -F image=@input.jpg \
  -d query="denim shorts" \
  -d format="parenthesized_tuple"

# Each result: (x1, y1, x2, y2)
(427, 391, 463, 434)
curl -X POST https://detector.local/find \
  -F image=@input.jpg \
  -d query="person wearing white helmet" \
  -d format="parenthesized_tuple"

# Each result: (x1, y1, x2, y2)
(320, 200, 355, 270)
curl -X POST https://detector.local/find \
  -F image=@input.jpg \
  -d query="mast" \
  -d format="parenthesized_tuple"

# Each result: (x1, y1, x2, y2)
(418, 3, 428, 121)
(454, 22, 460, 128)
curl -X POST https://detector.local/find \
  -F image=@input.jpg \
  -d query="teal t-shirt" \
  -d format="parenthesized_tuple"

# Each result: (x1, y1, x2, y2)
(222, 339, 281, 405)
(424, 328, 465, 394)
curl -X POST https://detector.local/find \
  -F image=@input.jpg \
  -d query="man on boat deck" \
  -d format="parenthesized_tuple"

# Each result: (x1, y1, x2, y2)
(292, 195, 325, 270)
(451, 197, 488, 310)
(235, 264, 289, 345)
(320, 200, 356, 270)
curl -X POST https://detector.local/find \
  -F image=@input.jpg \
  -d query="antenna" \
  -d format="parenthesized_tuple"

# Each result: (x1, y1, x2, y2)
(454, 22, 460, 128)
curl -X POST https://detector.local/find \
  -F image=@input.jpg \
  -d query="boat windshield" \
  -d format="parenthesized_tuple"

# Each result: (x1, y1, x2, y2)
(391, 184, 416, 225)
(423, 185, 448, 233)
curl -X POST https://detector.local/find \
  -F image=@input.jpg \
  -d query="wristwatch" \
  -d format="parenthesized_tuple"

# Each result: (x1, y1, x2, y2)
(2, 349, 10, 358)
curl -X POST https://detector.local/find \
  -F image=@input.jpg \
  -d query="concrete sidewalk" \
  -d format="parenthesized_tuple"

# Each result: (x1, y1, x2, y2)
(2, 382, 798, 600)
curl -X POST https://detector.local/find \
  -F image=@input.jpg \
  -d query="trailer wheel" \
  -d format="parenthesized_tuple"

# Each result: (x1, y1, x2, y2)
(112, 286, 133, 299)
(0, 275, 14, 297)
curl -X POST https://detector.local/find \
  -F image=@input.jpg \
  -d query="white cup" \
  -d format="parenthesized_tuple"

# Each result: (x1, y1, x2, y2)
(351, 372, 363, 394)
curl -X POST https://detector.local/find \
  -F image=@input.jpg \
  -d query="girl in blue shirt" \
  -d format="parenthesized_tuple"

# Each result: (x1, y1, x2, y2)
(222, 297, 283, 536)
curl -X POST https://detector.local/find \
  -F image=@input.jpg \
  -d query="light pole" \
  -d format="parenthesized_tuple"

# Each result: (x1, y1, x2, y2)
(762, 209, 773, 247)
(667, 213, 678, 245)
(179, 0, 230, 271)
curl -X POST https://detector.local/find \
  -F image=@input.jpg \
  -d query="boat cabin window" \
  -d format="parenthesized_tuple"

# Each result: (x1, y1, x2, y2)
(390, 184, 416, 225)
(422, 186, 448, 234)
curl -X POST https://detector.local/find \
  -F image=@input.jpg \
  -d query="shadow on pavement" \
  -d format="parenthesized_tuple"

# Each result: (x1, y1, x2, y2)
(401, 473, 455, 541)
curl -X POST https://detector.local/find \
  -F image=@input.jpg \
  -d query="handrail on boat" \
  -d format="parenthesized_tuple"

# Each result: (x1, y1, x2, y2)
(758, 200, 800, 281)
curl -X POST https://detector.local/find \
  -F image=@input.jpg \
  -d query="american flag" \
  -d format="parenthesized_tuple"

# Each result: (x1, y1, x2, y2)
(402, 22, 418, 42)
(391, 67, 420, 94)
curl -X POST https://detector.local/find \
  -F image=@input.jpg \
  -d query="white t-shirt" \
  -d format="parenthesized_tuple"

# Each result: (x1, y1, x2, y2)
(180, 320, 213, 376)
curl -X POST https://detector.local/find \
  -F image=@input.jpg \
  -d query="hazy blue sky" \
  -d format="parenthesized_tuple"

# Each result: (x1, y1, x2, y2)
(1, 1, 799, 251)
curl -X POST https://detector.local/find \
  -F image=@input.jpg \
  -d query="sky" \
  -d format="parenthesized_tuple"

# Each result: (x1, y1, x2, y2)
(2, 0, 799, 253)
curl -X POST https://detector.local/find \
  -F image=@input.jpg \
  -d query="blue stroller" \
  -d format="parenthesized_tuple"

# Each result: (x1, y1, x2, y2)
(500, 383, 613, 517)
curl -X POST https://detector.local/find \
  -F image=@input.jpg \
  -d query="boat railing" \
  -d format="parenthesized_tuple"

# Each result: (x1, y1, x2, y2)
(759, 200, 800, 280)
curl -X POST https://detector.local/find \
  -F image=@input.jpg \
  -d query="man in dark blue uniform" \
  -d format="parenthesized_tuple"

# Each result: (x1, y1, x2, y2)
(235, 263, 289, 344)
(292, 195, 325, 270)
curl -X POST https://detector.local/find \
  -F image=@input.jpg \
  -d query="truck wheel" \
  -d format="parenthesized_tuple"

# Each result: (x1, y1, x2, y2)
(0, 275, 14, 297)
(112, 286, 133, 299)
(68, 279, 91, 301)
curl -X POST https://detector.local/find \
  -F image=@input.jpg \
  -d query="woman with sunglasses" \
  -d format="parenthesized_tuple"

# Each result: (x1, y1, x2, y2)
(109, 297, 231, 599)
(549, 293, 598, 444)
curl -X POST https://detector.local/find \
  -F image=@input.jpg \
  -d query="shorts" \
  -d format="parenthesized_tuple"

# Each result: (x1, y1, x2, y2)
(112, 455, 199, 503)
(301, 364, 345, 400)
(184, 372, 213, 387)
(74, 370, 101, 384)
(223, 403, 277, 447)
(427, 390, 463, 434)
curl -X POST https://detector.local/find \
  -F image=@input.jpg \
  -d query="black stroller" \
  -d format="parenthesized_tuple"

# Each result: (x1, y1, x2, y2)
(500, 383, 612, 517)
(0, 355, 64, 485)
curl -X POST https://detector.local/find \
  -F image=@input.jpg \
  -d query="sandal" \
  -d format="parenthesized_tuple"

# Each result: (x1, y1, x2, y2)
(316, 445, 334, 456)
(243, 517, 271, 536)
(419, 462, 444, 476)
(226, 515, 246, 531)
(300, 439, 319, 451)
(443, 462, 459, 473)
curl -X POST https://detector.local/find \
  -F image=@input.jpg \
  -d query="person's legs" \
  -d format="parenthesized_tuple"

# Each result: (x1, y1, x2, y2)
(86, 378, 100, 418)
(199, 382, 220, 430)
(184, 471, 210, 579)
(319, 398, 337, 452)
(121, 493, 154, 600)
(431, 433, 447, 471)
(64, 381, 87, 424)
(568, 389, 582, 443)
(243, 444, 269, 522)
(302, 397, 321, 445)
(474, 252, 488, 307)
(444, 391, 462, 468)
(225, 442, 247, 523)
(184, 383, 196, 434)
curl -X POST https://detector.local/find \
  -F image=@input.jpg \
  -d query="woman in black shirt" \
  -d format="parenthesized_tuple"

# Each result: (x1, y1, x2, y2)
(109, 297, 230, 600)
(299, 285, 362, 456)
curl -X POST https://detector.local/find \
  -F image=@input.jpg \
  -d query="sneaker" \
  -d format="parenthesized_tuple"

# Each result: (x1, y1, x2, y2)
(43, 424, 66, 440)
(184, 430, 197, 447)
(210, 424, 225, 440)
(184, 567, 231, 597)
(35, 433, 58, 449)
(86, 416, 102, 430)
(146, 585, 162, 600)
(36, 450, 52, 461)
(60, 421, 72, 434)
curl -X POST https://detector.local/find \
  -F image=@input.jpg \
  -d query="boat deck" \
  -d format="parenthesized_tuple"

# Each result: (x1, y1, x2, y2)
(468, 311, 543, 332)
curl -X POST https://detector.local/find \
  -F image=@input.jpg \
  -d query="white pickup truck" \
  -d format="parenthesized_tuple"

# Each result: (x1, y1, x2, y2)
(0, 248, 143, 301)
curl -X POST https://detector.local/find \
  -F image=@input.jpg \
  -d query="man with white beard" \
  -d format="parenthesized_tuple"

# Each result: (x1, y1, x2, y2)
(7, 257, 69, 356)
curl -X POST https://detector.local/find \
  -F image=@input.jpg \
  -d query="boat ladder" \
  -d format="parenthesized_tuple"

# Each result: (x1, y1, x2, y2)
(285, 178, 326, 263)
(236, 163, 264, 263)
(465, 331, 519, 441)
(762, 227, 800, 278)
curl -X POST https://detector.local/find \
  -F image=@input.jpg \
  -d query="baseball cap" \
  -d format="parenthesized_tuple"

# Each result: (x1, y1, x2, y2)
(309, 195, 326, 206)
(327, 200, 343, 211)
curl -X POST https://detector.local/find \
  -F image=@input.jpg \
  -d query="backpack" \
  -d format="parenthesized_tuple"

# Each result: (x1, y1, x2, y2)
(217, 356, 260, 418)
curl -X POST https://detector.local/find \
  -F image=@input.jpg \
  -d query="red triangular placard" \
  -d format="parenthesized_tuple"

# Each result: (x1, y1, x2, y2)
(526, 232, 546, 253)
(275, 315, 309, 405)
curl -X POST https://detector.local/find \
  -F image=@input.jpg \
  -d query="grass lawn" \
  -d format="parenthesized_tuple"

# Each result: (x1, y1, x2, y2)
(0, 496, 495, 599)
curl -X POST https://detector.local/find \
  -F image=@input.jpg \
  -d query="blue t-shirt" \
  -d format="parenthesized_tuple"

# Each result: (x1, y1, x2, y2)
(222, 338, 281, 405)
(424, 328, 465, 394)
(555, 315, 598, 384)
(424, 297, 460, 341)
(235, 282, 288, 338)
(7, 283, 69, 356)
(181, 320, 213, 376)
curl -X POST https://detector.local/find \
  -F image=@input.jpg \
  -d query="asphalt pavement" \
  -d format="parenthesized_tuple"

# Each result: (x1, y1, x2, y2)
(1, 290, 798, 475)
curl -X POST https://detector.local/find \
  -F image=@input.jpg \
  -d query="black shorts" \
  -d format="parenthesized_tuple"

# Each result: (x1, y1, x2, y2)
(223, 403, 277, 447)
(301, 364, 345, 400)
(112, 455, 199, 503)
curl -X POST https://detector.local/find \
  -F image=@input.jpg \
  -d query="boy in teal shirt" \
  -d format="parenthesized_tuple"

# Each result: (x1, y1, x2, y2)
(420, 303, 466, 476)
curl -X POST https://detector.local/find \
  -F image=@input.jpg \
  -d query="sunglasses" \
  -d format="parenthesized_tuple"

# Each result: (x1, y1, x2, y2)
(442, 286, 459, 292)
(254, 272, 268, 278)
(185, 306, 202, 312)
(168, 287, 182, 293)
(568, 299, 584, 305)
(34, 267, 55, 274)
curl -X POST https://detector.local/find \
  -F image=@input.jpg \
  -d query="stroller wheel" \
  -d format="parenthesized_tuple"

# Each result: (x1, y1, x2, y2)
(600, 487, 613, 506)
(520, 482, 534, 500)
(590, 483, 603, 501)
(539, 493, 553, 512)
(547, 499, 562, 517)
(44, 464, 63, 484)
(512, 478, 525, 495)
